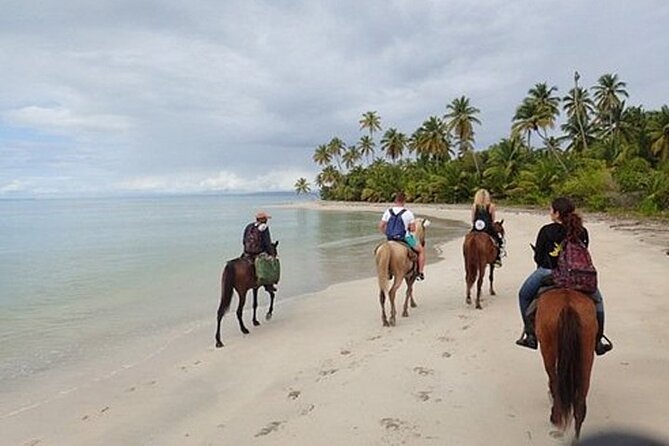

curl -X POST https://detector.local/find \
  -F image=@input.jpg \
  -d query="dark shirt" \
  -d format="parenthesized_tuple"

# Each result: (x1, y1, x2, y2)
(533, 222, 589, 269)
(242, 222, 273, 255)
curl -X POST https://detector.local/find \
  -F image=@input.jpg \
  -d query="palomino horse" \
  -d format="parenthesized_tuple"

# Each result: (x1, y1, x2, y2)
(536, 289, 597, 440)
(215, 241, 279, 348)
(374, 218, 429, 327)
(462, 221, 504, 309)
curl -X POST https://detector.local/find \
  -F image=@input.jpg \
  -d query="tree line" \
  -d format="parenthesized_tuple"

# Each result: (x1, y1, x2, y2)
(294, 73, 669, 215)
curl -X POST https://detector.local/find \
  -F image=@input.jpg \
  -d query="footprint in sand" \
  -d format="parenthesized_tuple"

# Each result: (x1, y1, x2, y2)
(415, 391, 431, 402)
(437, 335, 454, 343)
(25, 439, 41, 446)
(442, 352, 452, 358)
(255, 421, 284, 437)
(300, 404, 315, 416)
(340, 349, 351, 355)
(367, 335, 382, 341)
(126, 386, 136, 392)
(81, 415, 89, 421)
(288, 390, 301, 400)
(413, 366, 434, 376)
(461, 325, 470, 330)
(100, 406, 110, 414)
(380, 417, 404, 431)
(319, 368, 338, 377)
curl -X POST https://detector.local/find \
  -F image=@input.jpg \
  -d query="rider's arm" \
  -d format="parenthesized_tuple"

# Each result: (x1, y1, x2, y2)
(378, 220, 387, 234)
(489, 203, 496, 222)
(471, 205, 476, 222)
(533, 226, 549, 267)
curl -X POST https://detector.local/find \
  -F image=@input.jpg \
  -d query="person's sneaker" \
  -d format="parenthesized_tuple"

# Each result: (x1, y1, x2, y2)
(595, 335, 613, 356)
(515, 333, 538, 350)
(417, 272, 425, 281)
(494, 259, 502, 268)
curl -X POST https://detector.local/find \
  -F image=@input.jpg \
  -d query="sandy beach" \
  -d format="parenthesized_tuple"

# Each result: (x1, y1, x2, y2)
(2, 201, 668, 445)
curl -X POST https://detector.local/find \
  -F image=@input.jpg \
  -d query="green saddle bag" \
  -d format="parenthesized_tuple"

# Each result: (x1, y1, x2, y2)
(255, 253, 281, 286)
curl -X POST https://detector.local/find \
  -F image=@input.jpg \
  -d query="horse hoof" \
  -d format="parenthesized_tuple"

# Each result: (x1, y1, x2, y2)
(490, 291, 496, 296)
(466, 298, 471, 305)
(265, 313, 273, 321)
(215, 341, 224, 348)
(390, 319, 396, 327)
(410, 302, 417, 308)
(383, 320, 390, 327)
(476, 304, 482, 310)
(253, 320, 260, 326)
(241, 328, 250, 335)
(402, 311, 409, 317)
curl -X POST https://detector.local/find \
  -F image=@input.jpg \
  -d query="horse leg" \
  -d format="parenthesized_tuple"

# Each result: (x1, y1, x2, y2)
(266, 289, 275, 321)
(252, 288, 260, 326)
(236, 290, 250, 334)
(215, 299, 226, 348)
(379, 290, 389, 327)
(574, 396, 587, 439)
(489, 263, 496, 295)
(402, 278, 412, 317)
(409, 278, 417, 308)
(465, 267, 473, 306)
(389, 277, 402, 326)
(475, 263, 485, 309)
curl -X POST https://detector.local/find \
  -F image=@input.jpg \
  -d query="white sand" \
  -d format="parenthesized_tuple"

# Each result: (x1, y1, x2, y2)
(2, 202, 668, 445)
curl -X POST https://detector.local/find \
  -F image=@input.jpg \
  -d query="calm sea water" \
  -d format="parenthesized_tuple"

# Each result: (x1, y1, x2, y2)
(0, 194, 466, 388)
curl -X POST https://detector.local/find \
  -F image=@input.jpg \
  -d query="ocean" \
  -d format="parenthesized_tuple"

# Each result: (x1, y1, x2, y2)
(0, 193, 467, 393)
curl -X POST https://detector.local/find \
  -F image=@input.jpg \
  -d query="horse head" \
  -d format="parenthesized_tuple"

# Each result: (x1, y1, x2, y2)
(415, 218, 431, 247)
(269, 240, 279, 257)
(492, 220, 505, 238)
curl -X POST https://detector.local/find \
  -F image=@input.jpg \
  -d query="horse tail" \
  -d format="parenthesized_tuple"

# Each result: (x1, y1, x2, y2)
(376, 243, 390, 296)
(219, 261, 236, 316)
(555, 305, 583, 428)
(463, 235, 478, 280)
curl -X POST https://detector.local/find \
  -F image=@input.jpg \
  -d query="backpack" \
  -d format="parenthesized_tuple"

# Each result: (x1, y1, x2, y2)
(244, 224, 263, 255)
(385, 209, 407, 241)
(553, 238, 598, 294)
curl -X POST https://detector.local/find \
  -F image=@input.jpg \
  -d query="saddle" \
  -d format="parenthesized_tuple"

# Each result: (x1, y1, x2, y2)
(525, 275, 600, 318)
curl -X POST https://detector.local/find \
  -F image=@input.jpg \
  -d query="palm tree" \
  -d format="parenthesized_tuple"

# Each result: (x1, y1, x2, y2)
(649, 105, 669, 162)
(327, 137, 346, 170)
(561, 118, 596, 153)
(342, 145, 361, 170)
(563, 81, 595, 152)
(380, 128, 407, 162)
(592, 73, 629, 130)
(357, 135, 375, 164)
(412, 116, 452, 161)
(445, 96, 481, 175)
(320, 165, 341, 187)
(359, 111, 382, 140)
(294, 177, 311, 194)
(312, 144, 332, 167)
(512, 83, 560, 147)
(483, 138, 527, 195)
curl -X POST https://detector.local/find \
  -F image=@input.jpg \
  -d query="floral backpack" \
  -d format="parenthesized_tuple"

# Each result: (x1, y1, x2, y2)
(553, 238, 598, 294)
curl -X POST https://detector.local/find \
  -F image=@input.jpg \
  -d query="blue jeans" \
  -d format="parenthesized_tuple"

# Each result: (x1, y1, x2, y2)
(518, 267, 604, 327)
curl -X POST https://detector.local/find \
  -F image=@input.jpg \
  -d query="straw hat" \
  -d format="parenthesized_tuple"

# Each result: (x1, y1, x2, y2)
(255, 210, 272, 220)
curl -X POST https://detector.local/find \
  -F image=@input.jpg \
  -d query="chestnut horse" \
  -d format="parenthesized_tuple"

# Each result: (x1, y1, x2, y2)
(374, 218, 429, 327)
(535, 289, 597, 440)
(462, 221, 504, 309)
(215, 241, 278, 348)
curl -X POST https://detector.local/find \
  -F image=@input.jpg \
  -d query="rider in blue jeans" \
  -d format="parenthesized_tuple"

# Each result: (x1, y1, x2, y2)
(516, 197, 612, 356)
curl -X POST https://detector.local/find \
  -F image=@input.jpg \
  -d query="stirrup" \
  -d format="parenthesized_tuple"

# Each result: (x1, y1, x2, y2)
(515, 333, 537, 350)
(596, 334, 613, 356)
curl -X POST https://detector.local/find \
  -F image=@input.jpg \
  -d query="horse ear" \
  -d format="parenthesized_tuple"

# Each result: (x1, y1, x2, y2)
(423, 219, 431, 227)
(274, 240, 279, 247)
(500, 219, 504, 225)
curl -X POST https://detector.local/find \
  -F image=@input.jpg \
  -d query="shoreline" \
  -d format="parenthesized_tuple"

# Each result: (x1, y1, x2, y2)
(1, 201, 668, 445)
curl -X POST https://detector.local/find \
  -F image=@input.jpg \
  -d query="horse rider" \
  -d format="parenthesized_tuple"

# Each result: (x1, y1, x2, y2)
(378, 192, 425, 280)
(515, 197, 613, 356)
(471, 188, 503, 267)
(242, 210, 276, 290)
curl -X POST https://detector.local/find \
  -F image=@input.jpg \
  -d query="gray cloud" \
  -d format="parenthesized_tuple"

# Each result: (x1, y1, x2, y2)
(1, 0, 668, 196)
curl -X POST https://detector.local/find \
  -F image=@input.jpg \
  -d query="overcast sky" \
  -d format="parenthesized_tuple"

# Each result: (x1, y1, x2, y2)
(1, 0, 668, 197)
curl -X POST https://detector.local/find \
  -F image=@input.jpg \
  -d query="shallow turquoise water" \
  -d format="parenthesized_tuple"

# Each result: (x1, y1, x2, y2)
(0, 194, 466, 385)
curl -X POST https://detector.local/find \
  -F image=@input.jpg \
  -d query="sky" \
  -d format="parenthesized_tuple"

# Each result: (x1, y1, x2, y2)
(1, 0, 668, 197)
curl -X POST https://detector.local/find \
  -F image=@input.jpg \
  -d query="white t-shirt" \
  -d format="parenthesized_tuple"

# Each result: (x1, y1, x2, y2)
(381, 206, 415, 236)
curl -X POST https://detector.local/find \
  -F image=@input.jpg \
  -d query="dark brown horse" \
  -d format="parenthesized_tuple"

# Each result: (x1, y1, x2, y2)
(462, 221, 504, 309)
(215, 241, 278, 348)
(535, 289, 597, 440)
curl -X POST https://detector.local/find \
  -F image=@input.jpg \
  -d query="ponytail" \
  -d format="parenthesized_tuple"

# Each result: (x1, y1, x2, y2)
(551, 197, 584, 241)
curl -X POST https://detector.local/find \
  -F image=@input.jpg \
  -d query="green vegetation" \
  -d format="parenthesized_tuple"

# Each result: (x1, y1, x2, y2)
(298, 73, 669, 216)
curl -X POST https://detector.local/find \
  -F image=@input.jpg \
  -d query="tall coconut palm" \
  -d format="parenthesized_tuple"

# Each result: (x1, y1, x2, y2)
(592, 73, 629, 130)
(445, 96, 481, 175)
(312, 144, 332, 167)
(561, 118, 596, 153)
(357, 135, 375, 164)
(327, 137, 346, 170)
(649, 105, 669, 162)
(412, 116, 452, 161)
(320, 165, 341, 187)
(512, 83, 560, 148)
(528, 83, 560, 130)
(563, 83, 595, 152)
(294, 177, 311, 194)
(342, 145, 361, 170)
(380, 128, 407, 163)
(359, 111, 382, 140)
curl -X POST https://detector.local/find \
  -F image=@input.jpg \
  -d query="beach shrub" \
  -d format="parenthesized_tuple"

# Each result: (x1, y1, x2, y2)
(558, 160, 614, 211)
